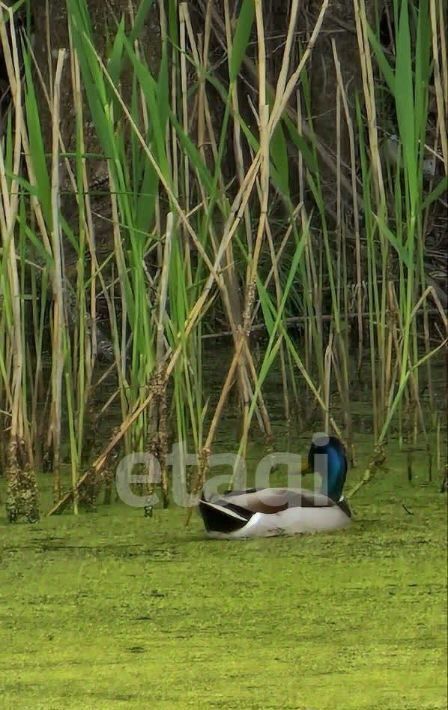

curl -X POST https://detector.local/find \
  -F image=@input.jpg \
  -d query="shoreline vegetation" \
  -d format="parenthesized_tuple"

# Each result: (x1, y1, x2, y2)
(0, 0, 446, 521)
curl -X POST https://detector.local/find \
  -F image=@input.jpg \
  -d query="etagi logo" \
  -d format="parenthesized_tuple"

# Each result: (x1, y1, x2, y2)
(116, 435, 330, 508)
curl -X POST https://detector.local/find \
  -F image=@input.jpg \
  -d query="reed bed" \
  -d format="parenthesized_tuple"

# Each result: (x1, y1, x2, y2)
(0, 0, 446, 520)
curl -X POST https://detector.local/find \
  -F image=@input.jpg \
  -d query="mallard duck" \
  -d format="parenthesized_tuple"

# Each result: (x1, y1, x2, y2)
(198, 434, 352, 539)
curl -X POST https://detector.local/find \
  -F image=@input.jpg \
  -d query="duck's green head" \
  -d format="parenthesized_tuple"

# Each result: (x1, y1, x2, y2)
(307, 434, 348, 501)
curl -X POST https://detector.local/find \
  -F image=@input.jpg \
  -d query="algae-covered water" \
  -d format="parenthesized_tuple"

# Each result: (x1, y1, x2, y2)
(0, 437, 446, 709)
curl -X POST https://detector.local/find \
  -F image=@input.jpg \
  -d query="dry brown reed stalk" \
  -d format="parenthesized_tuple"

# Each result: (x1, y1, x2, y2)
(0, 5, 38, 519)
(353, 0, 391, 440)
(222, 0, 253, 257)
(220, 0, 269, 428)
(45, 50, 67, 500)
(323, 331, 334, 433)
(436, 414, 441, 473)
(234, 0, 270, 463)
(44, 0, 53, 92)
(0, 32, 24, 447)
(69, 43, 100, 421)
(147, 212, 173, 507)
(265, 219, 291, 422)
(179, 4, 191, 212)
(185, 333, 246, 524)
(295, 92, 313, 387)
(353, 0, 385, 206)
(430, 0, 448, 170)
(332, 40, 363, 368)
(331, 342, 354, 463)
(171, 11, 277, 452)
(384, 281, 396, 411)
(303, 216, 324, 386)
(182, 2, 261, 433)
(107, 172, 133, 441)
(336, 78, 342, 229)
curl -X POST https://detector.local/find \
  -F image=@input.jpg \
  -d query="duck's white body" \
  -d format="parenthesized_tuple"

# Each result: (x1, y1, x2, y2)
(199, 487, 351, 540)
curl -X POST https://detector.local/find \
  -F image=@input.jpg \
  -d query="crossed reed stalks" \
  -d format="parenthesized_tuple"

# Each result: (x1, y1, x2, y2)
(0, 0, 446, 520)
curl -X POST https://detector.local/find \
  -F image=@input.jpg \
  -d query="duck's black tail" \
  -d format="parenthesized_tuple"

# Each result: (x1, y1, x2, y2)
(198, 492, 252, 534)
